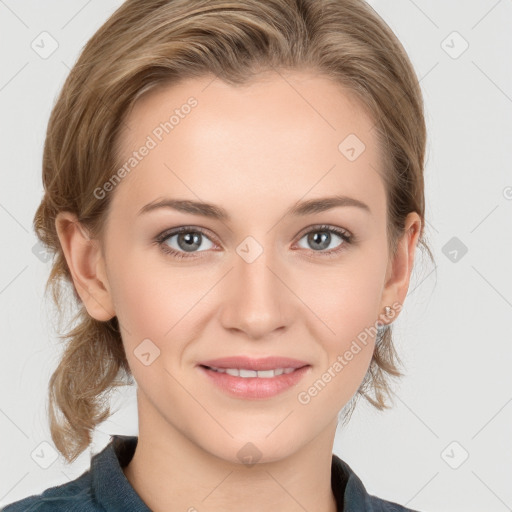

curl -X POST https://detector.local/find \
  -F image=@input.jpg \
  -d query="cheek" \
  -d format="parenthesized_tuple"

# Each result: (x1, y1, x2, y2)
(106, 249, 211, 370)
(302, 249, 388, 350)
(294, 262, 386, 415)
(108, 240, 193, 330)
(292, 248, 387, 409)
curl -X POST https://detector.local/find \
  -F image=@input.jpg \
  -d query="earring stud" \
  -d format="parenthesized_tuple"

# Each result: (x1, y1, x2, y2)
(377, 306, 394, 331)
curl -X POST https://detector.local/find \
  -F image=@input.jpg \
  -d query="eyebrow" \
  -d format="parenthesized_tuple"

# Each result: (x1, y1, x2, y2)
(137, 194, 371, 220)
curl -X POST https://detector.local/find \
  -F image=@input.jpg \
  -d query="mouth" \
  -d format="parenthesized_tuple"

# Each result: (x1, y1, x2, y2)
(196, 357, 312, 399)
(199, 365, 306, 378)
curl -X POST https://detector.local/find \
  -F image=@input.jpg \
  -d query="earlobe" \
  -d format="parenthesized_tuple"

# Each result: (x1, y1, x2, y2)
(55, 211, 115, 321)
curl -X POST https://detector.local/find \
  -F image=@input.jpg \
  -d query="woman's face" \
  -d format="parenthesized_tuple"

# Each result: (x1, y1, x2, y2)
(79, 71, 418, 463)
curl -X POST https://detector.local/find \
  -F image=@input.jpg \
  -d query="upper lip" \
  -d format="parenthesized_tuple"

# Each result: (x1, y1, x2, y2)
(198, 356, 310, 371)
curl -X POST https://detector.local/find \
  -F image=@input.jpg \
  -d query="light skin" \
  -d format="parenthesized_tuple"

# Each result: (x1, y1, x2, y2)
(55, 71, 421, 512)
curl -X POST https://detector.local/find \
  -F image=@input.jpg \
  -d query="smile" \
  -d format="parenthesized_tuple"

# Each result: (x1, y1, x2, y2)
(198, 364, 311, 399)
(205, 366, 297, 378)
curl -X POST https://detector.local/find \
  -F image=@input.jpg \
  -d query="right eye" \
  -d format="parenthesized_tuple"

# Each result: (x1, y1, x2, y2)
(155, 226, 217, 259)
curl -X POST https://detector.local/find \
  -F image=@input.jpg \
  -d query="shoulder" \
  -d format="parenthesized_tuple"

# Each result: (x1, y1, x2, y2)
(332, 454, 421, 512)
(2, 435, 142, 512)
(365, 494, 420, 512)
(1, 471, 104, 512)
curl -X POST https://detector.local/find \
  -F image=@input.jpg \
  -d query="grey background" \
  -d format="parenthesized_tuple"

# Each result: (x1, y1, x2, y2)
(0, 1, 511, 511)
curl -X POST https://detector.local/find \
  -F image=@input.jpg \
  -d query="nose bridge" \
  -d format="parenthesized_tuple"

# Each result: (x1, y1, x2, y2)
(220, 239, 290, 338)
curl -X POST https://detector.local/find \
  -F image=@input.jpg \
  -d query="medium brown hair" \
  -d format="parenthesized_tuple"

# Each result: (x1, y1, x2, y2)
(34, 0, 434, 463)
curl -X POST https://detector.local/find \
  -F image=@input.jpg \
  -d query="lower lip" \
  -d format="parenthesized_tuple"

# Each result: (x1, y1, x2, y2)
(198, 365, 311, 399)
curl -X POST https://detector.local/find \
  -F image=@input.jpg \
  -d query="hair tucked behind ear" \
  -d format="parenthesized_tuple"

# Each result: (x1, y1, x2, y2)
(34, 0, 434, 462)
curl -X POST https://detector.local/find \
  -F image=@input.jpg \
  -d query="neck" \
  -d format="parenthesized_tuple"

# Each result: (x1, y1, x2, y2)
(122, 389, 340, 512)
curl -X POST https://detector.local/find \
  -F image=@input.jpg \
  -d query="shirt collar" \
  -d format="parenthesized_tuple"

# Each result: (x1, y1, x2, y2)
(332, 453, 376, 511)
(92, 435, 151, 511)
(92, 434, 373, 512)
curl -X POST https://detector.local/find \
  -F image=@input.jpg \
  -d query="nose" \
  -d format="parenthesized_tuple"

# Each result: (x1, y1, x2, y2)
(218, 247, 293, 340)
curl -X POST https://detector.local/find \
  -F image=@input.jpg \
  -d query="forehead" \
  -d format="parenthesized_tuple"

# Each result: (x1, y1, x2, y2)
(110, 71, 386, 222)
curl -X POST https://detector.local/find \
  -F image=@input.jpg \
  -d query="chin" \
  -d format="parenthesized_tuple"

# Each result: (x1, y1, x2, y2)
(208, 434, 304, 467)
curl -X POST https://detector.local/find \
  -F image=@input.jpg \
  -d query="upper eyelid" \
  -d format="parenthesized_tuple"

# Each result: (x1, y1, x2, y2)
(158, 226, 219, 246)
(295, 224, 351, 239)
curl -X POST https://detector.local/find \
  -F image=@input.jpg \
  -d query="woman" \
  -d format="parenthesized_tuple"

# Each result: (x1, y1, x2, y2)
(2, 0, 433, 510)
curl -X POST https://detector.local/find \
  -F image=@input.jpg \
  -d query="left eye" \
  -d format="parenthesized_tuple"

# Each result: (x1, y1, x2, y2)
(296, 226, 351, 252)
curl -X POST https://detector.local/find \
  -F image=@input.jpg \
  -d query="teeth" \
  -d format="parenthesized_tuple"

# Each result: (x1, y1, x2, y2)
(239, 369, 257, 378)
(209, 367, 297, 378)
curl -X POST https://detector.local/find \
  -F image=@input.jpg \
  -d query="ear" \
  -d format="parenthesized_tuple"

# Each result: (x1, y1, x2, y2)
(55, 211, 115, 321)
(379, 212, 422, 324)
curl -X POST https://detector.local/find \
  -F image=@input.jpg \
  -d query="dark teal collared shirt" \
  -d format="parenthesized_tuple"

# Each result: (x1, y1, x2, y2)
(2, 435, 419, 511)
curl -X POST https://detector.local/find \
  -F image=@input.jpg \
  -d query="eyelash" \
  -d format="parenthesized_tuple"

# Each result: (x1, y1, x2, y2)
(154, 224, 354, 260)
